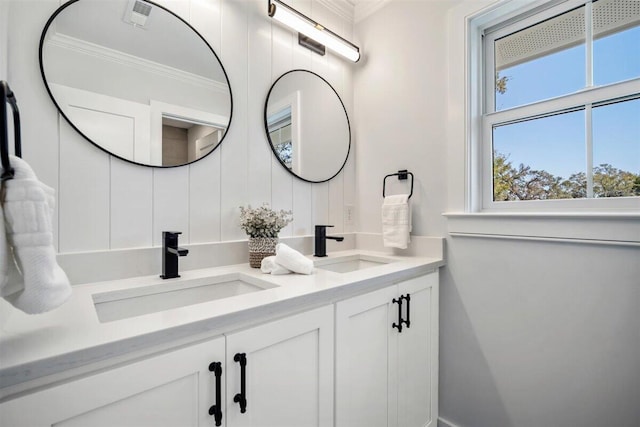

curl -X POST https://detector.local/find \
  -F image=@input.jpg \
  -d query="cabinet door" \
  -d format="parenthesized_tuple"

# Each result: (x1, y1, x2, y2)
(335, 285, 399, 427)
(225, 305, 334, 427)
(0, 337, 225, 427)
(397, 272, 439, 427)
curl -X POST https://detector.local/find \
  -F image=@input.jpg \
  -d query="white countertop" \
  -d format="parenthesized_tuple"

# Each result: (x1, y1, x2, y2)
(0, 250, 443, 393)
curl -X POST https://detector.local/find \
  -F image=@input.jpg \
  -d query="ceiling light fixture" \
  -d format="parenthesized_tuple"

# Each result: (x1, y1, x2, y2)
(268, 0, 360, 63)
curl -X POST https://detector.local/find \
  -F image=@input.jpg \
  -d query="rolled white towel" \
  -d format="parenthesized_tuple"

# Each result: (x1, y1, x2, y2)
(274, 243, 314, 275)
(1, 156, 72, 314)
(260, 256, 292, 275)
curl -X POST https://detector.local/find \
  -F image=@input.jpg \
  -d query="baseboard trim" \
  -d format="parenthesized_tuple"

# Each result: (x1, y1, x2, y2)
(438, 416, 461, 427)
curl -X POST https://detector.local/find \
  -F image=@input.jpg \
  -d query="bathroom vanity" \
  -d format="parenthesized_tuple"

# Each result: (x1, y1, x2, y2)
(0, 250, 443, 427)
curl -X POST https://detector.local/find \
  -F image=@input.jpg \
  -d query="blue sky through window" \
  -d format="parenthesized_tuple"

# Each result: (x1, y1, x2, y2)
(494, 26, 640, 179)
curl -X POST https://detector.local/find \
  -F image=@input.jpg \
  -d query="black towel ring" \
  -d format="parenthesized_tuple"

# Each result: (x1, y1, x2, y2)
(383, 169, 413, 199)
(1, 80, 22, 182)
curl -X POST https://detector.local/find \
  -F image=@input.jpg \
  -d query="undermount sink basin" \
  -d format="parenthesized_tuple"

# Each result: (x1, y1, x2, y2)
(314, 254, 396, 274)
(93, 273, 277, 323)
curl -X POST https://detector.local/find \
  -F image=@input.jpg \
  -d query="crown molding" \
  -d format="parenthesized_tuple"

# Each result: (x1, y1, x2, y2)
(316, 0, 355, 22)
(354, 0, 392, 23)
(45, 33, 228, 94)
(314, 0, 395, 25)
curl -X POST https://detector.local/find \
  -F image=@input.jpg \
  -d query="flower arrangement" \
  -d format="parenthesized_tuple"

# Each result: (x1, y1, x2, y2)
(239, 204, 293, 238)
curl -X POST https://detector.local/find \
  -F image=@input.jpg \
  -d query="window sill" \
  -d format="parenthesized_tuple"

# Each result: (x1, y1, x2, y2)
(443, 212, 640, 246)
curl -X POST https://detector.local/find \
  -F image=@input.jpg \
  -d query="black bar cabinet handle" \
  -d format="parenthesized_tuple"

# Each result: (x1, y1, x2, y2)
(233, 353, 247, 413)
(208, 362, 223, 426)
(392, 297, 403, 333)
(402, 294, 411, 329)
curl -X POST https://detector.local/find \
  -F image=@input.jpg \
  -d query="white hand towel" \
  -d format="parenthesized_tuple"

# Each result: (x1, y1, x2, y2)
(382, 194, 411, 249)
(0, 156, 72, 314)
(260, 256, 292, 275)
(274, 243, 314, 275)
(0, 199, 12, 291)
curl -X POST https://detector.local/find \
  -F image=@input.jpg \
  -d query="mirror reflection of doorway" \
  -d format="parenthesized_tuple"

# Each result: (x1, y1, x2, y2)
(161, 116, 223, 166)
(40, 0, 233, 167)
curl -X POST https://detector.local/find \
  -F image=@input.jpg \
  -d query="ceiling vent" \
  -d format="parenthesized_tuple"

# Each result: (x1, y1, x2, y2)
(124, 0, 153, 28)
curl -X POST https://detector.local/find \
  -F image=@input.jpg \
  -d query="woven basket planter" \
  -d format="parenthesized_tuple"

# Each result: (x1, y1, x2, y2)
(248, 236, 278, 268)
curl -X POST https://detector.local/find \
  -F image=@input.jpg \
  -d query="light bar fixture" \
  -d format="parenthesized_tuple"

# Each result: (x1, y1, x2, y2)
(268, 0, 360, 62)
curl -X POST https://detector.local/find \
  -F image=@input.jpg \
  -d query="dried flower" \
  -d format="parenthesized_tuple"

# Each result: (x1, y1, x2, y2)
(239, 204, 293, 238)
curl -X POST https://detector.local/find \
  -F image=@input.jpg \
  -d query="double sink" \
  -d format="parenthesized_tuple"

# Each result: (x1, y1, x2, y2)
(93, 253, 396, 323)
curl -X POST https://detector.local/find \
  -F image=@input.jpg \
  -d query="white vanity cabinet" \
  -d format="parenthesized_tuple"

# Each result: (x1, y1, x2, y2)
(0, 336, 226, 427)
(335, 272, 439, 427)
(0, 266, 440, 427)
(224, 304, 334, 427)
(0, 305, 334, 427)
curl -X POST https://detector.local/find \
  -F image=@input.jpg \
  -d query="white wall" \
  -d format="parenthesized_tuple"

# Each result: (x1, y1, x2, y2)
(354, 0, 449, 237)
(5, 0, 355, 254)
(354, 1, 640, 427)
(0, 1, 8, 80)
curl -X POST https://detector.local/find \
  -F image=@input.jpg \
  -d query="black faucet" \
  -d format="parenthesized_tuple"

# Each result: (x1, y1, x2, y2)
(160, 231, 189, 279)
(314, 225, 344, 257)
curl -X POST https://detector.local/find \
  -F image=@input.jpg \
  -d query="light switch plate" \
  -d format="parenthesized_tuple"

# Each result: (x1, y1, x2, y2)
(344, 205, 355, 226)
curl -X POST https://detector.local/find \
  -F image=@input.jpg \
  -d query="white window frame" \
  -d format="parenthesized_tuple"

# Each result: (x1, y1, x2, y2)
(471, 0, 640, 213)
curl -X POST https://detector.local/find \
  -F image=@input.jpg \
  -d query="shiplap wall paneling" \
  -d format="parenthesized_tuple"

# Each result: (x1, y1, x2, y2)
(289, 0, 315, 237)
(290, 0, 313, 72)
(111, 159, 153, 249)
(328, 170, 345, 232)
(13, 0, 65, 250)
(247, 0, 274, 210)
(188, 0, 223, 244)
(149, 0, 192, 247)
(325, 5, 355, 233)
(8, 0, 61, 248)
(312, 184, 330, 227)
(327, 38, 346, 235)
(314, 2, 339, 232)
(341, 14, 355, 233)
(220, 0, 250, 241)
(270, 14, 295, 237)
(338, 12, 356, 233)
(342, 154, 356, 232)
(308, 2, 331, 230)
(58, 119, 110, 252)
(152, 167, 191, 246)
(6, 0, 355, 254)
(1, 1, 8, 79)
(327, 46, 346, 235)
(189, 153, 222, 244)
(291, 181, 313, 235)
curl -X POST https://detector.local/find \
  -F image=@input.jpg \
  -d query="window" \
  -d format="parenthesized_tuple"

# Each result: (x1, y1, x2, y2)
(477, 0, 640, 211)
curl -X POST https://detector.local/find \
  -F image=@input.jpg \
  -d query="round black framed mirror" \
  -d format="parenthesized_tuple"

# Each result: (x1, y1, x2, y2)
(39, 0, 233, 167)
(264, 69, 350, 183)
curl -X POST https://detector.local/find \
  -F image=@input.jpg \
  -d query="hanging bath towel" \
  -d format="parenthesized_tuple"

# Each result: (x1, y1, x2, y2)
(0, 156, 72, 314)
(382, 194, 412, 249)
